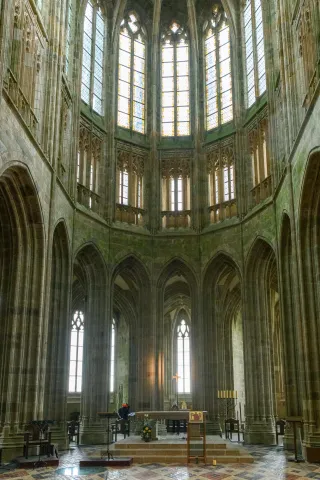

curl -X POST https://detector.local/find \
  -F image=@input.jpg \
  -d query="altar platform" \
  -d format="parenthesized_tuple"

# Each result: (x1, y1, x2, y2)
(102, 434, 254, 464)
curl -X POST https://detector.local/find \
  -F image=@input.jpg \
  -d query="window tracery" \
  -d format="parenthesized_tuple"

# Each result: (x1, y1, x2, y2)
(243, 0, 266, 107)
(81, 1, 105, 115)
(117, 12, 146, 133)
(116, 142, 146, 225)
(69, 311, 84, 393)
(248, 109, 271, 205)
(161, 153, 191, 228)
(161, 22, 190, 137)
(177, 317, 190, 393)
(77, 118, 103, 214)
(204, 4, 233, 130)
(64, 0, 73, 78)
(207, 137, 236, 223)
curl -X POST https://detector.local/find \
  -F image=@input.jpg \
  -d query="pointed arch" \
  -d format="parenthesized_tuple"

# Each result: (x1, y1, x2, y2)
(0, 164, 45, 428)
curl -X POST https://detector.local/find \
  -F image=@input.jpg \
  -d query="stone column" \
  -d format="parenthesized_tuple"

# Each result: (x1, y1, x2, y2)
(243, 264, 276, 445)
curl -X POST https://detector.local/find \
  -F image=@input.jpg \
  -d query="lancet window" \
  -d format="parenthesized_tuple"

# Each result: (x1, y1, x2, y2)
(161, 22, 190, 137)
(110, 318, 116, 392)
(248, 112, 271, 205)
(161, 155, 191, 228)
(207, 139, 236, 223)
(69, 311, 84, 393)
(204, 4, 233, 131)
(243, 0, 266, 107)
(117, 12, 146, 133)
(81, 1, 105, 115)
(177, 318, 190, 393)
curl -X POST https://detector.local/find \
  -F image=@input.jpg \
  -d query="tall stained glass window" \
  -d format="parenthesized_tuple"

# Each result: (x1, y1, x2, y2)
(69, 311, 84, 393)
(244, 0, 266, 107)
(204, 4, 233, 131)
(161, 22, 190, 137)
(110, 319, 115, 392)
(65, 0, 73, 76)
(81, 1, 105, 115)
(117, 12, 146, 134)
(177, 318, 190, 393)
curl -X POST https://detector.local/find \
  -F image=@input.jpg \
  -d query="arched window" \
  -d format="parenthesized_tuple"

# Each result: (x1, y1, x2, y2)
(177, 318, 190, 393)
(161, 22, 190, 137)
(117, 12, 146, 134)
(69, 311, 84, 393)
(81, 1, 105, 115)
(243, 0, 266, 107)
(110, 318, 116, 392)
(204, 4, 233, 131)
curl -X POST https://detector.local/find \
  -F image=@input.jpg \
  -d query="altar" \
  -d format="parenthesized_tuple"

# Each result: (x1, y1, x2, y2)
(135, 411, 207, 440)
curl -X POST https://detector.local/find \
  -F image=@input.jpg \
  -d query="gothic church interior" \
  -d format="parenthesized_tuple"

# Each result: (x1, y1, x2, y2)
(0, 0, 320, 466)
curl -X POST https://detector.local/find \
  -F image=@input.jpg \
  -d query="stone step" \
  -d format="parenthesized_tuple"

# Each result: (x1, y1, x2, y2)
(113, 442, 228, 450)
(103, 454, 254, 464)
(109, 448, 241, 456)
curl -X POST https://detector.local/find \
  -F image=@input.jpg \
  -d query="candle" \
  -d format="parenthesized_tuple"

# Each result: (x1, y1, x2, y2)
(236, 390, 238, 398)
(212, 459, 216, 466)
(218, 390, 220, 398)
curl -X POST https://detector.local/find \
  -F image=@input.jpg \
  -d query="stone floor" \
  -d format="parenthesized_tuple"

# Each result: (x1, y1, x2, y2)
(0, 442, 320, 479)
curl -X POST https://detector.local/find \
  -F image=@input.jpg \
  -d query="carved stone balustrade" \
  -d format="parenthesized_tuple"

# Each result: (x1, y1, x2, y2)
(251, 175, 272, 207)
(115, 204, 145, 226)
(162, 210, 191, 229)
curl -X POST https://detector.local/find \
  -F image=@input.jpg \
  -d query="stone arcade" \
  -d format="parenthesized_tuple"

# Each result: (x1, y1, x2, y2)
(0, 0, 320, 467)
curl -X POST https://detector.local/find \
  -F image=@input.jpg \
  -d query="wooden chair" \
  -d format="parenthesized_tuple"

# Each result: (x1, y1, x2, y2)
(225, 418, 240, 442)
(23, 424, 52, 459)
(276, 419, 286, 445)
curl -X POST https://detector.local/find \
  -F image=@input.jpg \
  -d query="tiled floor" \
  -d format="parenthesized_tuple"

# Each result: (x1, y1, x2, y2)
(0, 444, 319, 479)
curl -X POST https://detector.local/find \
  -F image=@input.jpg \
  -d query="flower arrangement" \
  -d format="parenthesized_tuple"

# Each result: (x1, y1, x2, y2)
(141, 415, 152, 442)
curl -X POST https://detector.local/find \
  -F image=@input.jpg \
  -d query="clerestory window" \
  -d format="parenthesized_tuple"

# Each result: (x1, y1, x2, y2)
(177, 318, 191, 393)
(81, 1, 105, 115)
(204, 4, 233, 131)
(69, 311, 84, 393)
(243, 0, 266, 107)
(117, 12, 146, 134)
(161, 22, 190, 137)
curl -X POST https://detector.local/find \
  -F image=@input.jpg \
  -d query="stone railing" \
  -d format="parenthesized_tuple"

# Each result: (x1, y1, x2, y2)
(209, 200, 237, 224)
(115, 204, 145, 226)
(77, 183, 103, 216)
(251, 175, 272, 207)
(161, 210, 191, 229)
(3, 69, 39, 142)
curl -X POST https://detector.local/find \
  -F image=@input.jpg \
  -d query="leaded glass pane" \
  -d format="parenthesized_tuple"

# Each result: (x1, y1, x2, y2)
(93, 96, 102, 114)
(133, 85, 144, 103)
(207, 97, 217, 116)
(133, 101, 144, 119)
(177, 91, 189, 106)
(119, 80, 130, 98)
(176, 46, 188, 61)
(162, 122, 174, 136)
(162, 107, 174, 122)
(220, 42, 230, 62)
(206, 66, 216, 83)
(177, 122, 190, 135)
(162, 92, 174, 107)
(134, 55, 144, 73)
(205, 34, 216, 53)
(207, 81, 217, 99)
(162, 62, 174, 77)
(119, 65, 131, 82)
(206, 50, 216, 69)
(221, 105, 233, 124)
(133, 70, 145, 88)
(119, 49, 131, 66)
(118, 111, 130, 128)
(221, 74, 232, 92)
(207, 112, 218, 130)
(134, 40, 145, 58)
(81, 85, 90, 104)
(118, 95, 130, 114)
(219, 26, 229, 46)
(120, 33, 131, 52)
(177, 106, 189, 121)
(177, 61, 189, 76)
(220, 58, 231, 76)
(162, 46, 174, 62)
(177, 76, 189, 91)
(133, 117, 144, 133)
(162, 77, 174, 92)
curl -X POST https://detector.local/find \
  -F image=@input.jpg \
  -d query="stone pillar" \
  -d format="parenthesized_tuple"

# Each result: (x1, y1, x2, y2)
(243, 262, 276, 445)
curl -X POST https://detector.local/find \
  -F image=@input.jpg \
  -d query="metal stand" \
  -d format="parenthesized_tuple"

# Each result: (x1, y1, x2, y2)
(287, 417, 305, 463)
(104, 416, 114, 460)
